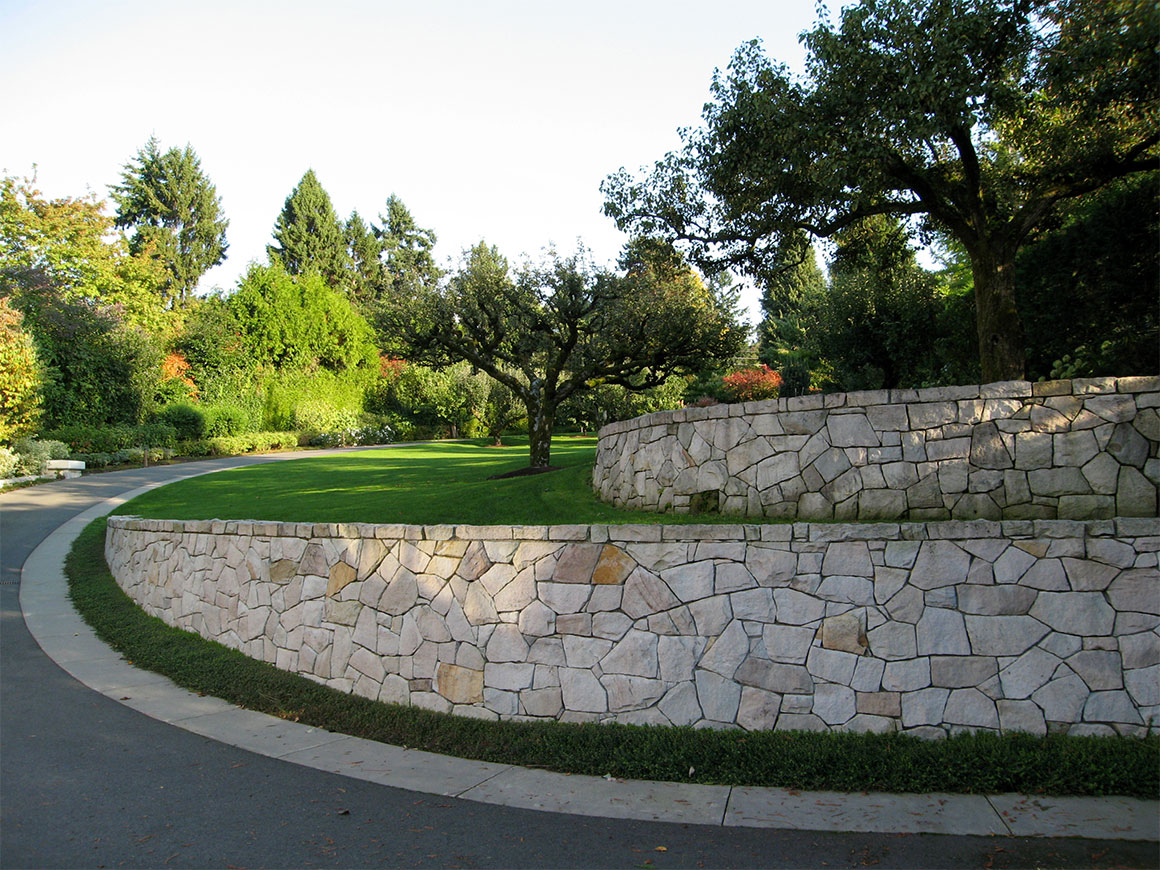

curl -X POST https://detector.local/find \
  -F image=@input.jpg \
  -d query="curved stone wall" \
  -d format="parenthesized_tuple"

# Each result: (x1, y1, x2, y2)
(592, 377, 1159, 521)
(107, 515, 1159, 737)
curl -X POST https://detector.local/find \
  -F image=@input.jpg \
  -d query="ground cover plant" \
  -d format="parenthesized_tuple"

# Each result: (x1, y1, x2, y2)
(111, 436, 749, 526)
(67, 517, 1158, 797)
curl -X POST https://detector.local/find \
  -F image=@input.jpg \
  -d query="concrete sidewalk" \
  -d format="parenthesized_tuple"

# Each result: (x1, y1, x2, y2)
(19, 478, 1160, 844)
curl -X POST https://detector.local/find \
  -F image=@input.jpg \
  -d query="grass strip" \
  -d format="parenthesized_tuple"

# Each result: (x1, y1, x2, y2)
(68, 517, 1158, 798)
(109, 437, 759, 526)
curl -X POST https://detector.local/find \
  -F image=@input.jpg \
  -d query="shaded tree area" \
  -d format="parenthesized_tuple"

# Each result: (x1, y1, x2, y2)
(111, 137, 229, 306)
(1016, 174, 1159, 378)
(389, 240, 745, 467)
(604, 0, 1158, 382)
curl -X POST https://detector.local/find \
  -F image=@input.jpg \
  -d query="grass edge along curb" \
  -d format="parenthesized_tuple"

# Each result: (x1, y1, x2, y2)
(67, 516, 1159, 799)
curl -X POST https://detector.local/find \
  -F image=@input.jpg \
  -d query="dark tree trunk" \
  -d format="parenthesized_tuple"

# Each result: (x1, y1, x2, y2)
(971, 249, 1026, 383)
(528, 401, 555, 468)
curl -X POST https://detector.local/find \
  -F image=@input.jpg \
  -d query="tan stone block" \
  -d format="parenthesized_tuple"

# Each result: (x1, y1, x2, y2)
(270, 559, 298, 584)
(435, 662, 484, 704)
(326, 561, 356, 597)
(822, 613, 867, 654)
(592, 544, 636, 585)
(857, 691, 901, 717)
(553, 543, 604, 583)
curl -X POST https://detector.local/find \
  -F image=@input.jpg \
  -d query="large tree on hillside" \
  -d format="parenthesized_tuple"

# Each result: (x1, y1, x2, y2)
(111, 138, 228, 306)
(603, 0, 1158, 382)
(390, 241, 744, 468)
(378, 195, 440, 298)
(267, 170, 350, 286)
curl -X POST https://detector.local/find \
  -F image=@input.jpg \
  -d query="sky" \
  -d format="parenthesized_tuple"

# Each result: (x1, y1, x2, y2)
(1, 0, 833, 326)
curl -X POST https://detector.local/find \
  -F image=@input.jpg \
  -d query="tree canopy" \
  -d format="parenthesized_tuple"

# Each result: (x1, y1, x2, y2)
(1, 175, 167, 332)
(111, 137, 228, 306)
(603, 0, 1158, 382)
(267, 170, 350, 287)
(391, 241, 744, 467)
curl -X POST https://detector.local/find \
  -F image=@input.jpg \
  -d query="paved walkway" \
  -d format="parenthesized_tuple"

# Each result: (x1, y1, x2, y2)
(6, 456, 1159, 866)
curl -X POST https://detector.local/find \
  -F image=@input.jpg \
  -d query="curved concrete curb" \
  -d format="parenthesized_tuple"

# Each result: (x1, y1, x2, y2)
(17, 465, 1160, 841)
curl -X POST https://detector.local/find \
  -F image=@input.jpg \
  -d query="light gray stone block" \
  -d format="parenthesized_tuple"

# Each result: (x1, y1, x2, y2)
(1030, 592, 1116, 636)
(909, 541, 971, 589)
(813, 682, 856, 724)
(737, 686, 782, 731)
(965, 615, 1049, 656)
(695, 668, 742, 722)
(916, 608, 970, 656)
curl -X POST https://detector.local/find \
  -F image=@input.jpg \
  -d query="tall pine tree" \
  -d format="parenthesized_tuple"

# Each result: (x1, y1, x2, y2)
(344, 209, 383, 305)
(111, 137, 228, 306)
(756, 233, 826, 396)
(377, 195, 440, 299)
(267, 170, 350, 287)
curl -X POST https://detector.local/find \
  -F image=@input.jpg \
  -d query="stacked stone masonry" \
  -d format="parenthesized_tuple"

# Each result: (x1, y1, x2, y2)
(107, 515, 1160, 737)
(592, 377, 1159, 521)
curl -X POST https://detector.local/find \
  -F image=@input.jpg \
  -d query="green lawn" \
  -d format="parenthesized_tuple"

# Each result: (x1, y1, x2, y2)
(114, 436, 750, 526)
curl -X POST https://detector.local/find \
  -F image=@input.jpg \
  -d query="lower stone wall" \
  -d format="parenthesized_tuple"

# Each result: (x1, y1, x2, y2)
(106, 516, 1160, 738)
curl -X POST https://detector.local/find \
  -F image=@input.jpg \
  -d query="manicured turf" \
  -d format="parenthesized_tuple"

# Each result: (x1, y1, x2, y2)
(112, 436, 751, 525)
(68, 517, 1159, 797)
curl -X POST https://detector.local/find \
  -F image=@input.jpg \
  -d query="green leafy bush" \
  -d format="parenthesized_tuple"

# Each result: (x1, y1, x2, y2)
(69, 452, 114, 468)
(0, 446, 19, 478)
(152, 403, 205, 440)
(175, 439, 213, 457)
(12, 437, 69, 475)
(202, 403, 250, 437)
(134, 422, 177, 449)
(43, 424, 136, 454)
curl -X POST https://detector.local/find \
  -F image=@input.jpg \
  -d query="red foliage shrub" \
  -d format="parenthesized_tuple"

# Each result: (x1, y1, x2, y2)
(721, 364, 783, 403)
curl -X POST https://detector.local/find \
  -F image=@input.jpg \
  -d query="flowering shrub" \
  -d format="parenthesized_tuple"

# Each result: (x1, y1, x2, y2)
(720, 365, 783, 403)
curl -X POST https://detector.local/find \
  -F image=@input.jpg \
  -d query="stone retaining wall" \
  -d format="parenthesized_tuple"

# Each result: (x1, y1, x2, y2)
(593, 377, 1159, 521)
(106, 515, 1160, 737)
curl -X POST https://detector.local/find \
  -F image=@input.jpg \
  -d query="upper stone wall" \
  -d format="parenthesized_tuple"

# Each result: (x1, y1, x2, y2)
(593, 377, 1159, 522)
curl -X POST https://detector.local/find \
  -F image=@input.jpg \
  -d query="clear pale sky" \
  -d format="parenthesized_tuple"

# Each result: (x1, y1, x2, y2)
(1, 0, 833, 324)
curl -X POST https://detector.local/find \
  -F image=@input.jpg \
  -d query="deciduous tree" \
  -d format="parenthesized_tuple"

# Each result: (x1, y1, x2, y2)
(604, 0, 1158, 382)
(393, 241, 744, 468)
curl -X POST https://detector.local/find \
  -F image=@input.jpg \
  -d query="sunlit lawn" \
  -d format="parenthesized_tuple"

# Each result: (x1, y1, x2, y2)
(114, 436, 748, 526)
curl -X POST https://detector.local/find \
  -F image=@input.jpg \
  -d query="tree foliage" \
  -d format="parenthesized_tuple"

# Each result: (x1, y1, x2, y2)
(111, 138, 229, 306)
(603, 0, 1159, 382)
(755, 232, 826, 396)
(267, 170, 350, 287)
(344, 209, 384, 305)
(0, 296, 44, 444)
(392, 240, 744, 467)
(228, 263, 378, 374)
(1, 175, 167, 332)
(1015, 174, 1159, 378)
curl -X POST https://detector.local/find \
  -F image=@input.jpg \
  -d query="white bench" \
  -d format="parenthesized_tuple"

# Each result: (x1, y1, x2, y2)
(45, 459, 85, 479)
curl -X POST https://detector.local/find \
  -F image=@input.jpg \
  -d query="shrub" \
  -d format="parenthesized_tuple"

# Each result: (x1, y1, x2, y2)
(0, 447, 19, 478)
(175, 439, 213, 457)
(43, 424, 136, 454)
(202, 403, 249, 437)
(721, 365, 783, 403)
(152, 403, 206, 440)
(134, 422, 177, 449)
(70, 452, 114, 468)
(12, 438, 65, 475)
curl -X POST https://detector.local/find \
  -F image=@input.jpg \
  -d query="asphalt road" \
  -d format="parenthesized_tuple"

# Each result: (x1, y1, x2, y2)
(1, 458, 1155, 869)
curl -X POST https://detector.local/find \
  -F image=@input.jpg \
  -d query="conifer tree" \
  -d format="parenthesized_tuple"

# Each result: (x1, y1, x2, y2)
(344, 210, 383, 305)
(267, 170, 350, 287)
(111, 137, 228, 306)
